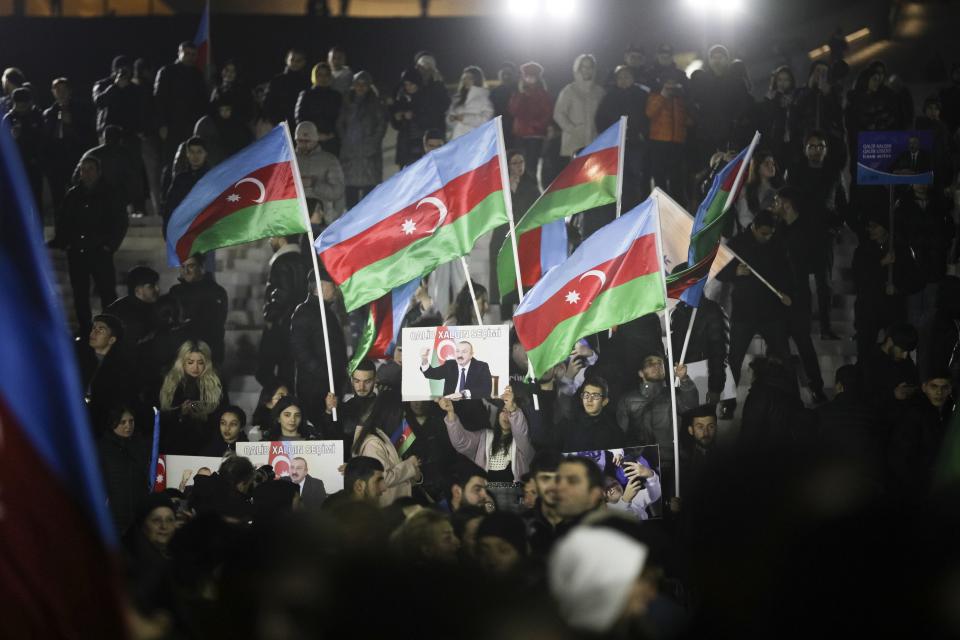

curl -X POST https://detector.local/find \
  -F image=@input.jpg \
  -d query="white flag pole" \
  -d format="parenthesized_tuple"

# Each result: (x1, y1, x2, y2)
(459, 256, 484, 326)
(652, 195, 682, 498)
(282, 122, 338, 422)
(614, 115, 627, 219)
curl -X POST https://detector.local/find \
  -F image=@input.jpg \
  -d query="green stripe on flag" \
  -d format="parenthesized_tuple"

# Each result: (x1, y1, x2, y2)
(498, 175, 619, 297)
(188, 199, 307, 257)
(688, 192, 731, 261)
(340, 191, 508, 311)
(348, 308, 376, 374)
(397, 432, 417, 457)
(525, 272, 665, 375)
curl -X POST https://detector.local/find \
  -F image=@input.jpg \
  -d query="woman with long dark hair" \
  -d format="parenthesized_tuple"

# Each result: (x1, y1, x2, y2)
(735, 149, 782, 233)
(446, 65, 493, 140)
(97, 405, 150, 534)
(446, 280, 488, 326)
(437, 386, 533, 512)
(351, 390, 421, 506)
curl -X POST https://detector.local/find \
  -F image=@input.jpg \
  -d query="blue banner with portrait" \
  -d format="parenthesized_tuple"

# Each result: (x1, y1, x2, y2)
(856, 130, 934, 185)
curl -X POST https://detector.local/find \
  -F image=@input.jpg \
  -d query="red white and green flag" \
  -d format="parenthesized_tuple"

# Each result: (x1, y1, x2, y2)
(316, 119, 509, 312)
(514, 198, 666, 376)
(497, 117, 624, 300)
(428, 326, 458, 397)
(665, 132, 759, 306)
(348, 278, 420, 373)
(166, 124, 309, 265)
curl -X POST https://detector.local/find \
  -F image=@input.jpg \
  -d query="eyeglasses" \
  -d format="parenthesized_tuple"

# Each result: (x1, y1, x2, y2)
(581, 392, 605, 400)
(806, 143, 827, 150)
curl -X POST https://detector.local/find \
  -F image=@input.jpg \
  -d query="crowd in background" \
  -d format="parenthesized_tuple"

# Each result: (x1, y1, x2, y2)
(4, 30, 960, 639)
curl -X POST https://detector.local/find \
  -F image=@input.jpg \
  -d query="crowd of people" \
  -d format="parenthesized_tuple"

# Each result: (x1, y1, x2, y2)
(5, 30, 960, 639)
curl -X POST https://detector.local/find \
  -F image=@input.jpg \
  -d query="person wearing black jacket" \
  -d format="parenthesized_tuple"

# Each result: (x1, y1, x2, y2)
(390, 68, 436, 168)
(3, 88, 45, 206)
(544, 377, 626, 452)
(78, 125, 147, 217)
(295, 62, 342, 156)
(263, 49, 310, 128)
(93, 56, 146, 140)
(97, 405, 150, 534)
(670, 296, 729, 405)
(154, 41, 208, 166)
(161, 136, 208, 238)
(43, 77, 97, 209)
(919, 276, 960, 389)
(78, 314, 140, 436)
(774, 187, 827, 402)
(106, 266, 160, 352)
(256, 235, 307, 389)
(290, 273, 347, 433)
(716, 211, 792, 385)
(887, 370, 952, 500)
(402, 400, 459, 502)
(596, 65, 649, 207)
(52, 156, 126, 334)
(168, 254, 228, 364)
(816, 365, 885, 488)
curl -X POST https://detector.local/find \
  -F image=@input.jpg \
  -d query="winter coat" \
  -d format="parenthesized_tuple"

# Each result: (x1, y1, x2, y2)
(337, 91, 386, 187)
(159, 381, 228, 456)
(263, 245, 307, 325)
(509, 86, 553, 138)
(80, 141, 146, 210)
(919, 277, 960, 383)
(646, 91, 688, 144)
(670, 299, 729, 394)
(193, 114, 253, 167)
(353, 427, 420, 506)
(739, 366, 813, 449)
(162, 166, 207, 237)
(97, 431, 150, 534)
(289, 295, 348, 432)
(211, 80, 256, 125)
(263, 69, 310, 126)
(548, 408, 627, 452)
(447, 85, 494, 140)
(77, 343, 139, 435)
(93, 78, 146, 134)
(616, 377, 699, 465)
(688, 68, 754, 151)
(106, 295, 157, 350)
(896, 194, 955, 284)
(168, 278, 229, 364)
(554, 58, 605, 157)
(295, 85, 342, 137)
(153, 61, 207, 131)
(595, 84, 649, 145)
(57, 180, 127, 253)
(444, 410, 534, 482)
(296, 145, 345, 215)
(717, 229, 794, 322)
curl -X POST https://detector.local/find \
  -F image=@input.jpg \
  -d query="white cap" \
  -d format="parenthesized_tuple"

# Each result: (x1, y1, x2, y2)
(548, 526, 648, 633)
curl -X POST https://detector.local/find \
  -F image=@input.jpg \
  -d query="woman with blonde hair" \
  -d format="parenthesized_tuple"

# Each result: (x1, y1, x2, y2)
(159, 340, 228, 455)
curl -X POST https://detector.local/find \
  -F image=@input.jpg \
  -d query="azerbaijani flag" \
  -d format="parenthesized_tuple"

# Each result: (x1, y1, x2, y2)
(194, 0, 212, 80)
(348, 278, 419, 373)
(497, 118, 624, 300)
(514, 198, 666, 376)
(391, 418, 417, 458)
(665, 132, 759, 306)
(0, 120, 125, 635)
(316, 118, 509, 312)
(166, 124, 309, 266)
(268, 441, 293, 478)
(428, 326, 458, 397)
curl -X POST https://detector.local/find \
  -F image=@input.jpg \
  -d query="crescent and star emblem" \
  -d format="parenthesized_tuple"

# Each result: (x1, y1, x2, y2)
(417, 197, 448, 232)
(226, 177, 267, 204)
(565, 270, 607, 305)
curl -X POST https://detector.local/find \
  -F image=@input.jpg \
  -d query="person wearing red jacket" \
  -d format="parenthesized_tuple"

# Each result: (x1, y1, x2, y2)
(509, 62, 553, 186)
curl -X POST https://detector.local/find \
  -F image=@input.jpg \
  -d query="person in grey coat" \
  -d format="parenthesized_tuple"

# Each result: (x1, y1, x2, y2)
(295, 121, 345, 222)
(337, 71, 386, 208)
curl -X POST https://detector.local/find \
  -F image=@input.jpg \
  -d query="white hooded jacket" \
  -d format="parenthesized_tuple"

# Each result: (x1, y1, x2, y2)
(553, 54, 606, 157)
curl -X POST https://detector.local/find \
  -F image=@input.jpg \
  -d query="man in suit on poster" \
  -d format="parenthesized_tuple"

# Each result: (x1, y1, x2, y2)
(420, 341, 492, 399)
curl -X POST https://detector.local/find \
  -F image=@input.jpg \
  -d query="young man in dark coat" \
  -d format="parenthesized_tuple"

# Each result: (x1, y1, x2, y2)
(289, 271, 347, 434)
(716, 210, 793, 385)
(77, 314, 139, 436)
(264, 49, 310, 128)
(107, 266, 160, 351)
(546, 377, 626, 452)
(51, 155, 127, 335)
(43, 77, 97, 209)
(887, 370, 952, 500)
(256, 234, 307, 389)
(154, 41, 208, 165)
(168, 254, 228, 364)
(161, 136, 208, 238)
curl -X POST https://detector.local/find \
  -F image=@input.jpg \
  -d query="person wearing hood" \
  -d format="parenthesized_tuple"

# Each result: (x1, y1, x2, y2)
(446, 65, 494, 140)
(295, 62, 343, 156)
(168, 253, 228, 364)
(294, 120, 345, 221)
(554, 53, 605, 162)
(508, 61, 553, 180)
(337, 70, 386, 208)
(290, 270, 347, 433)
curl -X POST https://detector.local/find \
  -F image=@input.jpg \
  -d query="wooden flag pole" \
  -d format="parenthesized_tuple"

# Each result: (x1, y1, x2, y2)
(282, 122, 338, 422)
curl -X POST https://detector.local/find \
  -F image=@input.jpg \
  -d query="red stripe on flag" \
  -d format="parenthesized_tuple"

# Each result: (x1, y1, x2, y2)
(517, 225, 543, 288)
(665, 246, 718, 299)
(514, 233, 660, 349)
(320, 158, 502, 284)
(720, 159, 743, 191)
(548, 146, 618, 193)
(0, 398, 127, 637)
(175, 161, 297, 260)
(369, 296, 394, 360)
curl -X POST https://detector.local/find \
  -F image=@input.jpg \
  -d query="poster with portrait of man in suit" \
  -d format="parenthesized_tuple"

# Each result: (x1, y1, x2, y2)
(401, 324, 509, 401)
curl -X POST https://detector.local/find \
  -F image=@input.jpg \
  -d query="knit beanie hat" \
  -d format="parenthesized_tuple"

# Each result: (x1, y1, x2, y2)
(548, 526, 648, 633)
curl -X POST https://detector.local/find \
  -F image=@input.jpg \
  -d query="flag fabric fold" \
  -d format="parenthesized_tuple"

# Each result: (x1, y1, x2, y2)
(0, 120, 125, 636)
(514, 197, 666, 376)
(497, 118, 623, 299)
(166, 124, 308, 266)
(193, 0, 211, 78)
(348, 278, 420, 372)
(665, 133, 758, 306)
(316, 119, 509, 312)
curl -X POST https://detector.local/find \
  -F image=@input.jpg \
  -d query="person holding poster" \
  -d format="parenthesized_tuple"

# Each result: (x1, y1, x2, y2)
(420, 340, 492, 399)
(351, 391, 421, 506)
